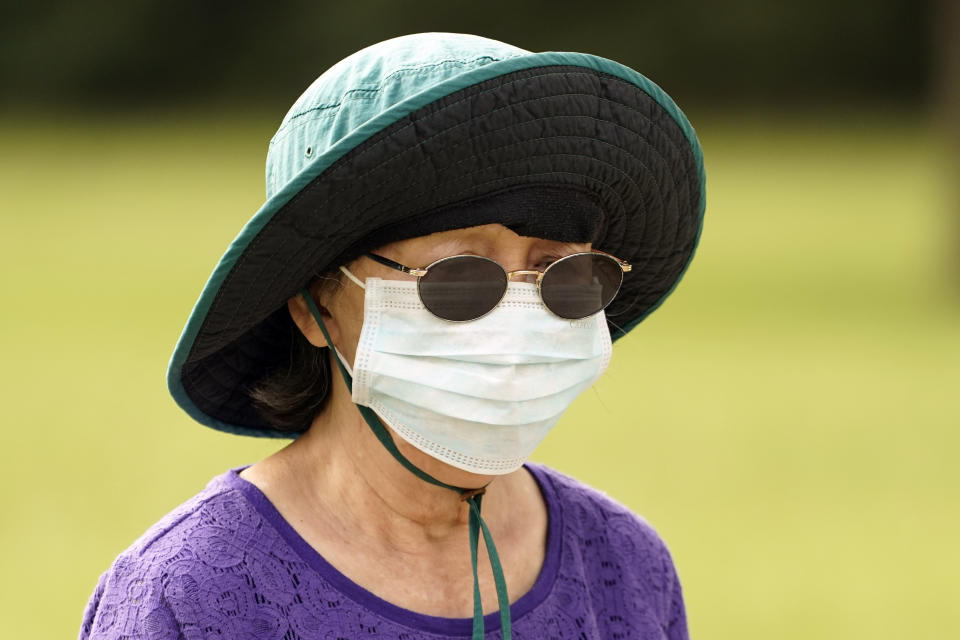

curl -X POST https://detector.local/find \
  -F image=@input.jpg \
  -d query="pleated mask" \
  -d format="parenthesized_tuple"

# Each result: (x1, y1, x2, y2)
(335, 275, 613, 475)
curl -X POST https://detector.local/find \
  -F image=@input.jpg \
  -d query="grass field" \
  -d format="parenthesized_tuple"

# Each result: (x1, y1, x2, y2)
(1, 111, 957, 639)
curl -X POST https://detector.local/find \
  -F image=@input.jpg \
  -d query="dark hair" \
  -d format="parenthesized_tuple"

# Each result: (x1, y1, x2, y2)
(248, 273, 342, 432)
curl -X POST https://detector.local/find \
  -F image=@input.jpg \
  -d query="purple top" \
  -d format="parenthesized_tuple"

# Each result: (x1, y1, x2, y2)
(79, 463, 688, 639)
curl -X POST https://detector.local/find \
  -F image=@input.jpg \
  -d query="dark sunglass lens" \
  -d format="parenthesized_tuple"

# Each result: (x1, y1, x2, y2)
(418, 256, 507, 321)
(540, 253, 624, 319)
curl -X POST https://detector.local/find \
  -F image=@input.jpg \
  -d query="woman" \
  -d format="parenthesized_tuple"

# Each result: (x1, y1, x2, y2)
(80, 32, 704, 639)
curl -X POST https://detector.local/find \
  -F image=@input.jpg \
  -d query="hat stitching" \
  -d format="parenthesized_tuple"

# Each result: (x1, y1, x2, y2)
(377, 132, 660, 253)
(202, 340, 283, 422)
(596, 108, 693, 277)
(344, 127, 674, 256)
(187, 320, 290, 418)
(273, 81, 690, 249)
(610, 181, 680, 321)
(267, 100, 359, 148)
(332, 115, 678, 228)
(274, 55, 507, 137)
(268, 78, 690, 253)
(268, 69, 568, 199)
(613, 160, 689, 314)
(348, 182, 610, 262)
(349, 151, 642, 247)
(304, 84, 689, 211)
(274, 67, 674, 210)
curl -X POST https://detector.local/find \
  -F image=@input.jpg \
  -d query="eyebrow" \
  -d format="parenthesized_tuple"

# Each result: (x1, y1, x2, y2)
(417, 235, 589, 266)
(431, 229, 511, 252)
(530, 240, 590, 257)
(422, 237, 482, 261)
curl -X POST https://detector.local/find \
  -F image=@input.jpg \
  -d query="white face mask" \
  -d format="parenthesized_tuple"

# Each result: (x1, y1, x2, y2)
(334, 271, 612, 475)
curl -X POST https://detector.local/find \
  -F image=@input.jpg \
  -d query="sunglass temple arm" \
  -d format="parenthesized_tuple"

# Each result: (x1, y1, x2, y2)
(365, 252, 428, 277)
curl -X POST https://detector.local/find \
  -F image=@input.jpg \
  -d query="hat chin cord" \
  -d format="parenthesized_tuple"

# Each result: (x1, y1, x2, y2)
(301, 289, 511, 640)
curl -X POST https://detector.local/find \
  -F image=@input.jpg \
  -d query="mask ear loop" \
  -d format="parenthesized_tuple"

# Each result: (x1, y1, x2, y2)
(300, 288, 512, 640)
(338, 265, 366, 289)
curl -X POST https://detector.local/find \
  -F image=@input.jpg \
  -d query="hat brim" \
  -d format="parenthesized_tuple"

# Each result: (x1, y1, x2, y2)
(168, 53, 705, 437)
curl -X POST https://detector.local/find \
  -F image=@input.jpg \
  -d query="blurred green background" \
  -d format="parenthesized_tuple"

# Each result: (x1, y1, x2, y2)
(2, 1, 958, 638)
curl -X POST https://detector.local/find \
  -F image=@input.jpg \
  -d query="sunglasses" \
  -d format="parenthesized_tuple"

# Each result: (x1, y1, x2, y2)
(354, 250, 631, 321)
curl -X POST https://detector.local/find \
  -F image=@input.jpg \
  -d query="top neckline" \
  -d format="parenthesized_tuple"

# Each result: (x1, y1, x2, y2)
(222, 461, 563, 636)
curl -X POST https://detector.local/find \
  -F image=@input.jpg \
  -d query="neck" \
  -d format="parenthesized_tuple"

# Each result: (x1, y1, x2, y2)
(263, 363, 513, 549)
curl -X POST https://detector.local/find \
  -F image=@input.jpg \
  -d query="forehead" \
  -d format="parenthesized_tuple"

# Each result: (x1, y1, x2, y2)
(375, 224, 590, 263)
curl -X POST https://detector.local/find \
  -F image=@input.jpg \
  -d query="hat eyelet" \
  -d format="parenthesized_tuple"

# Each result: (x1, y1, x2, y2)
(305, 145, 314, 158)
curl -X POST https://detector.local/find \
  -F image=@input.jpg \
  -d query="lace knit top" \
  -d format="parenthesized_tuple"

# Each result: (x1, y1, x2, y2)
(79, 463, 688, 639)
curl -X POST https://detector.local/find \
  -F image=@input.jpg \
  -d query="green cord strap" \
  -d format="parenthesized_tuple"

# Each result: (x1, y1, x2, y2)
(467, 494, 484, 637)
(301, 290, 512, 640)
(468, 494, 511, 638)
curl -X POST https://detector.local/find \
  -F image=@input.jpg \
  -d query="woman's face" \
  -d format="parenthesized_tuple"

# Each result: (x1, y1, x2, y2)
(314, 223, 590, 367)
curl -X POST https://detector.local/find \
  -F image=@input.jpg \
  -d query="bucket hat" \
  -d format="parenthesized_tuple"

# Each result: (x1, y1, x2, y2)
(167, 32, 706, 439)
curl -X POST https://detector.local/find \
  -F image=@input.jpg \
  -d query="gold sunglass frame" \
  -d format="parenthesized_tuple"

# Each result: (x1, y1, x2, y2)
(365, 250, 631, 322)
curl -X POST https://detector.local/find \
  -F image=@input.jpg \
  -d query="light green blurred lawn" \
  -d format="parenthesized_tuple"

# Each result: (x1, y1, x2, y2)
(1, 112, 957, 639)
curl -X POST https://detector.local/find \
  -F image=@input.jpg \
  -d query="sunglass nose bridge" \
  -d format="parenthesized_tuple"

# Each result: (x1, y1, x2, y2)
(505, 269, 543, 284)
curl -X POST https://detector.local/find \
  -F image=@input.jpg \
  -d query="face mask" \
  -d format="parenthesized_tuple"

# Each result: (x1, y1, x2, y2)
(334, 273, 612, 475)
